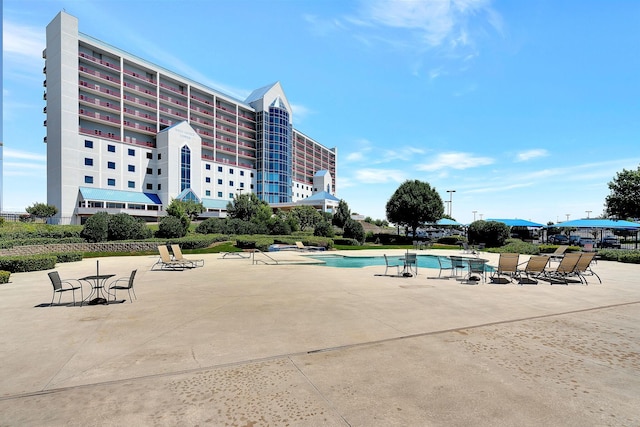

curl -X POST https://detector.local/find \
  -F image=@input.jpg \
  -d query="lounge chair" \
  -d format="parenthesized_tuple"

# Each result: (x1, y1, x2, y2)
(107, 270, 137, 302)
(295, 241, 325, 251)
(545, 245, 569, 263)
(152, 245, 188, 270)
(490, 253, 519, 284)
(571, 252, 601, 284)
(516, 255, 549, 285)
(542, 252, 582, 285)
(170, 244, 204, 268)
(48, 271, 84, 306)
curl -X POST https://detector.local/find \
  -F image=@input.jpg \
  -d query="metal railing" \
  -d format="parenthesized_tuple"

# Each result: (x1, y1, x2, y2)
(251, 249, 279, 265)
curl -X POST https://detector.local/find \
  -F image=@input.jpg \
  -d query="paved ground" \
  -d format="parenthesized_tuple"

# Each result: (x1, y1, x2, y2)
(0, 249, 639, 426)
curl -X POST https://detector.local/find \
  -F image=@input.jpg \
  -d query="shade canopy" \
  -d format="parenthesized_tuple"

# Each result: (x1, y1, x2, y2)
(553, 219, 640, 229)
(436, 218, 463, 226)
(487, 218, 544, 228)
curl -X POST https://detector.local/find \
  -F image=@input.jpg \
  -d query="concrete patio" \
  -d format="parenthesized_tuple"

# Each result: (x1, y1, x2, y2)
(0, 249, 638, 426)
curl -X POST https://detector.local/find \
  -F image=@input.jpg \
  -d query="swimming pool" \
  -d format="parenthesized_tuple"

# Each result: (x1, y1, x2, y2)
(305, 254, 442, 269)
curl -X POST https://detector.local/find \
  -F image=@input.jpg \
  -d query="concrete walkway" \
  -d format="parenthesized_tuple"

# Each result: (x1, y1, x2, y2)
(0, 249, 639, 426)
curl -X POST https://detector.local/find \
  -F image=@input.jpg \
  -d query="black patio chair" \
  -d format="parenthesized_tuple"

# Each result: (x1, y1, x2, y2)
(107, 270, 137, 302)
(48, 271, 83, 307)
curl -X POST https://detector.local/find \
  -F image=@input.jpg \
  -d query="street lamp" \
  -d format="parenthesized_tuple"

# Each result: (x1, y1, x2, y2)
(472, 210, 477, 221)
(565, 213, 570, 222)
(446, 190, 456, 217)
(586, 210, 592, 219)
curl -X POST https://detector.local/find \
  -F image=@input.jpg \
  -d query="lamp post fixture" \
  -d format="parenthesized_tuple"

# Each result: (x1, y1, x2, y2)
(565, 213, 570, 222)
(472, 210, 477, 221)
(446, 190, 456, 217)
(586, 210, 592, 219)
(479, 213, 483, 220)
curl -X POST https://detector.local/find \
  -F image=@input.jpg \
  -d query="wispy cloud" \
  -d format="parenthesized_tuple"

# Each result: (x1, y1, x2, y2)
(354, 168, 407, 184)
(516, 149, 549, 162)
(290, 103, 314, 124)
(417, 151, 494, 171)
(2, 20, 44, 61)
(4, 148, 47, 162)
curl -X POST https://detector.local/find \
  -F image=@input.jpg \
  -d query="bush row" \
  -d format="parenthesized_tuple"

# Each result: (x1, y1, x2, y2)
(0, 270, 10, 284)
(597, 249, 640, 263)
(235, 235, 333, 252)
(0, 224, 83, 240)
(0, 237, 86, 249)
(0, 252, 84, 273)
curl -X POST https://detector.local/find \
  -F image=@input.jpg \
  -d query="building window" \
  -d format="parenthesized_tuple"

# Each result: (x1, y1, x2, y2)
(128, 165, 135, 172)
(205, 177, 211, 183)
(205, 190, 211, 196)
(180, 145, 191, 191)
(218, 166, 223, 172)
(240, 171, 245, 176)
(229, 168, 234, 174)
(84, 176, 93, 184)
(250, 172, 254, 178)
(217, 179, 223, 185)
(158, 153, 162, 160)
(157, 184, 161, 190)
(146, 168, 152, 174)
(217, 191, 223, 197)
(157, 168, 162, 175)
(85, 140, 93, 148)
(229, 193, 234, 199)
(128, 148, 135, 156)
(146, 183, 153, 190)
(229, 181, 234, 187)
(146, 152, 152, 159)
(107, 161, 116, 169)
(206, 164, 211, 170)
(128, 181, 135, 188)
(84, 158, 93, 166)
(107, 144, 115, 153)
(240, 182, 245, 188)
(107, 178, 116, 186)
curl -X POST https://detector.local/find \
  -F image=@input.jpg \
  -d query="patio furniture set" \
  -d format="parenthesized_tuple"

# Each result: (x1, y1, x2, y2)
(48, 266, 137, 307)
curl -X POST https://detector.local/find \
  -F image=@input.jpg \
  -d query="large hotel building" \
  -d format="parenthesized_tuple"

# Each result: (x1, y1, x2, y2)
(44, 12, 338, 224)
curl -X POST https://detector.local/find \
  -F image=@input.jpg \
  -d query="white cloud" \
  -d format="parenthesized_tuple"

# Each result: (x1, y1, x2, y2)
(417, 151, 494, 171)
(2, 20, 44, 60)
(3, 148, 47, 162)
(290, 103, 314, 123)
(354, 168, 407, 184)
(516, 149, 549, 162)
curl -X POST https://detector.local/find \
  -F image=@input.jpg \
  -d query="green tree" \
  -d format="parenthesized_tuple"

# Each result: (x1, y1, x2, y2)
(81, 211, 110, 242)
(605, 165, 640, 220)
(108, 213, 151, 241)
(157, 215, 186, 238)
(332, 199, 351, 229)
(165, 199, 190, 235)
(343, 219, 365, 244)
(227, 193, 270, 222)
(290, 205, 323, 231)
(386, 180, 444, 237)
(25, 202, 58, 219)
(173, 200, 205, 221)
(314, 220, 335, 238)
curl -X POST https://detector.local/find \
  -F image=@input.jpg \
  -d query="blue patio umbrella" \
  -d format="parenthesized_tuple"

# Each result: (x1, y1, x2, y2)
(487, 218, 544, 228)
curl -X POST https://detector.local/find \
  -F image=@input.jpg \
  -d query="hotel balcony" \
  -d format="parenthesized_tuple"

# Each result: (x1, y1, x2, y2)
(194, 128, 214, 138)
(79, 66, 121, 87)
(215, 124, 236, 137)
(79, 94, 120, 112)
(216, 134, 236, 144)
(159, 94, 188, 108)
(80, 80, 120, 101)
(190, 116, 214, 128)
(79, 52, 121, 72)
(79, 127, 120, 141)
(123, 94, 157, 112)
(123, 120, 157, 135)
(159, 106, 187, 120)
(190, 94, 213, 107)
(79, 109, 121, 125)
(216, 113, 236, 126)
(238, 121, 255, 131)
(123, 107, 156, 124)
(159, 82, 187, 97)
(123, 82, 156, 98)
(238, 112, 256, 122)
(122, 68, 156, 85)
(238, 150, 256, 160)
(190, 105, 214, 118)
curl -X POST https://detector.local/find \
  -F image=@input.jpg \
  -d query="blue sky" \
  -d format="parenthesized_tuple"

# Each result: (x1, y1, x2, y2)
(3, 0, 640, 224)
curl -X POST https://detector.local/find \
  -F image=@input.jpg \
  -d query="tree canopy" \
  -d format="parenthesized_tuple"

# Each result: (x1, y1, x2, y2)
(25, 202, 58, 219)
(385, 180, 444, 236)
(605, 165, 640, 220)
(332, 199, 351, 229)
(226, 193, 271, 222)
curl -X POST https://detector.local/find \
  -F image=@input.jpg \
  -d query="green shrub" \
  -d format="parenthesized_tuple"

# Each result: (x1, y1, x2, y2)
(487, 239, 540, 255)
(0, 255, 57, 273)
(437, 235, 467, 245)
(313, 221, 334, 238)
(617, 251, 640, 263)
(0, 237, 85, 249)
(0, 270, 10, 284)
(333, 238, 360, 246)
(53, 251, 84, 263)
(343, 219, 365, 244)
(195, 218, 224, 234)
(468, 220, 510, 247)
(108, 213, 152, 241)
(81, 211, 109, 242)
(156, 216, 187, 238)
(162, 234, 229, 250)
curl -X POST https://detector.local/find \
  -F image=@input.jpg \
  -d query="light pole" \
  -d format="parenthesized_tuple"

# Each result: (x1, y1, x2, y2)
(479, 213, 483, 220)
(446, 190, 456, 217)
(586, 210, 592, 219)
(565, 213, 570, 222)
(472, 210, 477, 221)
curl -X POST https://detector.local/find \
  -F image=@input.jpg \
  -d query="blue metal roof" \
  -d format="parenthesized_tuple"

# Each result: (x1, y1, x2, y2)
(553, 218, 640, 229)
(202, 198, 229, 209)
(304, 191, 340, 202)
(487, 218, 544, 227)
(79, 187, 162, 204)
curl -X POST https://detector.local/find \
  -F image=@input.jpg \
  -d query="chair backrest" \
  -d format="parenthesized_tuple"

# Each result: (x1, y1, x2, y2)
(498, 253, 519, 273)
(127, 269, 137, 288)
(158, 245, 172, 262)
(384, 254, 391, 266)
(468, 259, 486, 273)
(48, 271, 63, 291)
(170, 244, 184, 260)
(295, 241, 305, 250)
(405, 253, 417, 264)
(525, 256, 549, 273)
(450, 256, 467, 269)
(554, 245, 569, 255)
(556, 252, 581, 273)
(574, 252, 596, 272)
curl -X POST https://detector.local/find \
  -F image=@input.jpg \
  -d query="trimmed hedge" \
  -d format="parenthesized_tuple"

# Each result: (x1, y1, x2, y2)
(0, 270, 10, 284)
(0, 252, 83, 273)
(0, 237, 86, 249)
(161, 234, 231, 250)
(234, 235, 333, 252)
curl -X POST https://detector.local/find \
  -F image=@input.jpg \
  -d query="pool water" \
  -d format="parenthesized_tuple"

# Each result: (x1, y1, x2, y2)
(305, 254, 442, 269)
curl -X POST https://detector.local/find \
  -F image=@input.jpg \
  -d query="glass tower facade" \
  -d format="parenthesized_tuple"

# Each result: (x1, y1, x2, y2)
(256, 99, 292, 204)
(180, 145, 191, 191)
